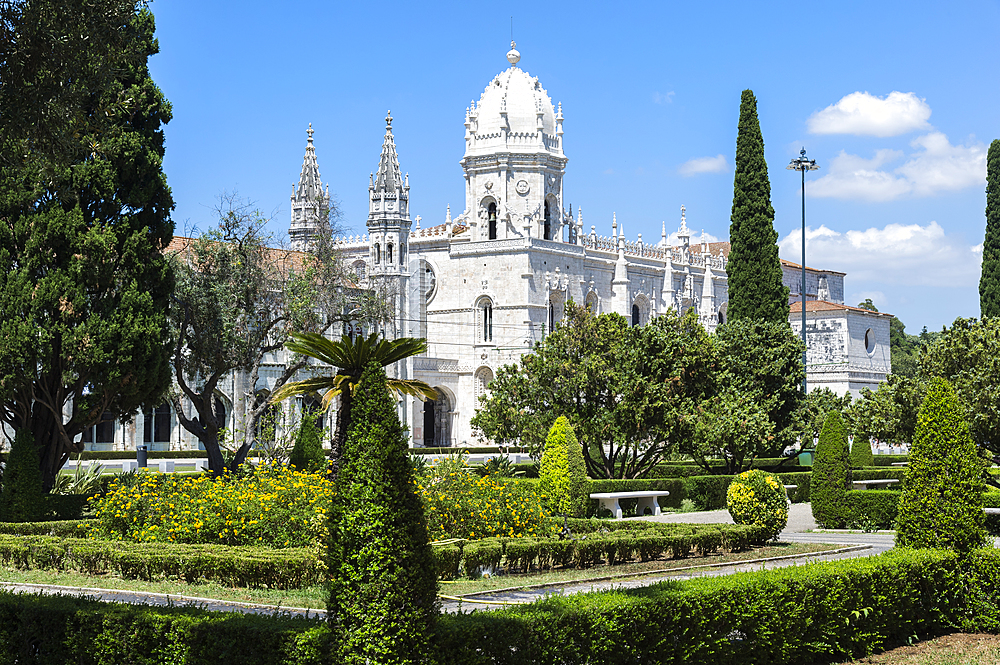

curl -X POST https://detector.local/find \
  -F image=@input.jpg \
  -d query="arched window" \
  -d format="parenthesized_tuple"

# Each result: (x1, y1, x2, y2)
(632, 304, 640, 327)
(480, 299, 493, 342)
(352, 260, 366, 281)
(386, 243, 393, 265)
(254, 391, 279, 446)
(543, 201, 552, 241)
(548, 301, 555, 334)
(374, 244, 380, 265)
(399, 242, 406, 265)
(488, 202, 497, 240)
(302, 395, 324, 433)
(585, 292, 598, 313)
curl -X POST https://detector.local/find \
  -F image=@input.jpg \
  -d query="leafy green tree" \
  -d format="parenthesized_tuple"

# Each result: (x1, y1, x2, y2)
(289, 410, 325, 472)
(849, 432, 874, 468)
(726, 89, 789, 323)
(896, 378, 987, 552)
(0, 1, 174, 490)
(920, 317, 1000, 459)
(472, 304, 715, 479)
(811, 410, 850, 529)
(857, 299, 923, 379)
(538, 416, 588, 517)
(0, 429, 44, 522)
(981, 139, 1000, 318)
(848, 374, 926, 445)
(794, 388, 852, 448)
(270, 332, 435, 478)
(168, 195, 391, 475)
(690, 387, 774, 476)
(326, 362, 437, 664)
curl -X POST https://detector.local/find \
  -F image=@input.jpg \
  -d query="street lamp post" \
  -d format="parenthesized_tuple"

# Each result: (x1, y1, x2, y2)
(787, 148, 819, 394)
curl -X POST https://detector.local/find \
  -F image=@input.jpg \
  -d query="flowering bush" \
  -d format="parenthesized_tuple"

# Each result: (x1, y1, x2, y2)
(417, 469, 547, 541)
(726, 469, 788, 541)
(88, 462, 333, 548)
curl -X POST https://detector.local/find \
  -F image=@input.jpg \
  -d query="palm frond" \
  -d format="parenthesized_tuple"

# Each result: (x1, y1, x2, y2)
(269, 376, 342, 404)
(386, 378, 438, 401)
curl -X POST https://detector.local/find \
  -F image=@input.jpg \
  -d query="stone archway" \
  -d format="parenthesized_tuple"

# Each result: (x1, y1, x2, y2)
(423, 388, 452, 447)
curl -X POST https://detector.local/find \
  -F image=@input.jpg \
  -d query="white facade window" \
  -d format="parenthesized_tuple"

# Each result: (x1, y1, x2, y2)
(865, 328, 877, 356)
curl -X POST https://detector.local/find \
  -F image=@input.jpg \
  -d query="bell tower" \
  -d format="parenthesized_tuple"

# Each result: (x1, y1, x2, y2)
(289, 124, 330, 251)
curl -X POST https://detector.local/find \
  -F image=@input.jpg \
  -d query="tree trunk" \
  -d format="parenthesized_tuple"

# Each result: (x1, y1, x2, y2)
(31, 403, 81, 492)
(329, 390, 353, 480)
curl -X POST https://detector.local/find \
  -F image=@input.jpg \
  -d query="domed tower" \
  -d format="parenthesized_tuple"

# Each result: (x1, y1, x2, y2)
(289, 124, 330, 251)
(461, 42, 568, 242)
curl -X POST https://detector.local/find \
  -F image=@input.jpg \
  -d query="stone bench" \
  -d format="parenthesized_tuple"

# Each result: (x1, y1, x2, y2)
(589, 491, 670, 520)
(851, 479, 900, 490)
(985, 508, 1000, 515)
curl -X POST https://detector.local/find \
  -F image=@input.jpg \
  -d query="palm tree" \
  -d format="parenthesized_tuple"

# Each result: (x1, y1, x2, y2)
(269, 331, 437, 476)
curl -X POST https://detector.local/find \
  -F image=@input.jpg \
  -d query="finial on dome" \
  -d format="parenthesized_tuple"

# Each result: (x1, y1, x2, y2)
(506, 40, 520, 67)
(385, 110, 392, 129)
(307, 123, 314, 143)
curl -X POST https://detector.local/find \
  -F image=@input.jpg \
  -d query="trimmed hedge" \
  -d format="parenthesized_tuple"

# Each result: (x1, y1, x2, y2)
(3, 548, 1000, 663)
(843, 490, 900, 531)
(73, 450, 213, 460)
(431, 522, 768, 580)
(0, 519, 93, 537)
(408, 446, 530, 456)
(0, 534, 322, 589)
(871, 454, 909, 466)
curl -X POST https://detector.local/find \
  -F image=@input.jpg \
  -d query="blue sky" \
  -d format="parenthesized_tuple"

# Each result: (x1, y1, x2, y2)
(147, 0, 1000, 332)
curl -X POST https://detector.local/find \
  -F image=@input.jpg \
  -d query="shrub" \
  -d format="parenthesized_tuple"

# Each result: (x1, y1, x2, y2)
(461, 538, 503, 577)
(0, 519, 92, 537)
(685, 475, 732, 511)
(0, 534, 322, 588)
(326, 362, 437, 664)
(538, 416, 588, 517)
(289, 410, 326, 472)
(726, 470, 788, 541)
(811, 410, 850, 528)
(0, 429, 44, 523)
(418, 472, 547, 540)
(896, 377, 988, 552)
(844, 490, 900, 531)
(87, 463, 333, 548)
(848, 432, 874, 468)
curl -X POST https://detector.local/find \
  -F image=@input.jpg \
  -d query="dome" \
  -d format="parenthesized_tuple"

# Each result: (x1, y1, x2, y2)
(472, 50, 557, 140)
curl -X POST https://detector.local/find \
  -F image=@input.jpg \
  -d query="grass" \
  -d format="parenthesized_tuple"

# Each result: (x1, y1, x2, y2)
(442, 541, 843, 596)
(827, 633, 1000, 665)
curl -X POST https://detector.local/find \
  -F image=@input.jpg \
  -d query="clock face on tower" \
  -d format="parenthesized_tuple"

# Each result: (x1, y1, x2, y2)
(515, 179, 529, 195)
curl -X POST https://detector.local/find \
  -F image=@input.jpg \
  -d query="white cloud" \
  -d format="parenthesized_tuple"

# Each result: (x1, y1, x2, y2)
(850, 291, 888, 310)
(665, 229, 719, 246)
(808, 133, 986, 202)
(653, 91, 675, 105)
(679, 154, 728, 176)
(807, 91, 932, 137)
(779, 222, 981, 288)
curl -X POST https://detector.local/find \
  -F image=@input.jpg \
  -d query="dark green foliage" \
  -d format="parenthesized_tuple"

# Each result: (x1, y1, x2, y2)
(0, 2, 175, 491)
(726, 89, 789, 324)
(849, 374, 926, 444)
(811, 411, 850, 528)
(794, 388, 851, 447)
(5, 548, 1000, 663)
(473, 304, 715, 479)
(981, 139, 1000, 318)
(849, 433, 874, 468)
(327, 362, 437, 664)
(0, 534, 322, 588)
(431, 544, 462, 580)
(691, 319, 804, 471)
(0, 430, 43, 522)
(289, 410, 326, 472)
(920, 317, 1000, 456)
(843, 490, 900, 531)
(896, 378, 987, 552)
(0, 519, 92, 537)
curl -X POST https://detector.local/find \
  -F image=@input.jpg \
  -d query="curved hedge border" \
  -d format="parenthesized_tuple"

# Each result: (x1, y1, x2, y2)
(1, 548, 998, 664)
(0, 535, 321, 589)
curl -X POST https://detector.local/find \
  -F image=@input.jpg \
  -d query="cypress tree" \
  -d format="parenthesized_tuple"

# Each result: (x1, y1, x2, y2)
(981, 139, 1000, 318)
(289, 410, 325, 472)
(848, 432, 874, 469)
(727, 89, 789, 323)
(539, 416, 588, 517)
(0, 429, 44, 522)
(896, 378, 987, 553)
(326, 362, 437, 664)
(810, 410, 850, 529)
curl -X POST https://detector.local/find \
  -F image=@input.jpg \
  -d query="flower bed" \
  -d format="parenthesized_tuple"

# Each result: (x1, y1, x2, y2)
(417, 471, 547, 540)
(88, 463, 333, 548)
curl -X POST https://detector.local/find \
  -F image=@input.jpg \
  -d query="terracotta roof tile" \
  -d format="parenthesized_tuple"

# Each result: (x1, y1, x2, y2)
(790, 299, 893, 317)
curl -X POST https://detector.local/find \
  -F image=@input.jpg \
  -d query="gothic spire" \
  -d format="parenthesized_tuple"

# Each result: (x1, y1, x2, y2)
(289, 123, 330, 251)
(294, 123, 325, 203)
(373, 111, 405, 195)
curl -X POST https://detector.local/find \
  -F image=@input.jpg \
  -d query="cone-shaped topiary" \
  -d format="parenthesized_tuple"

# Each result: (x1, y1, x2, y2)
(289, 410, 326, 472)
(726, 469, 788, 541)
(849, 432, 874, 469)
(0, 429, 44, 523)
(326, 362, 438, 664)
(726, 89, 789, 324)
(981, 139, 1000, 318)
(811, 410, 850, 528)
(896, 377, 987, 553)
(539, 416, 588, 517)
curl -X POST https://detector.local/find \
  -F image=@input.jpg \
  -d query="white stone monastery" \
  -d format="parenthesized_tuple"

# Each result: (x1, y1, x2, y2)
(73, 43, 892, 452)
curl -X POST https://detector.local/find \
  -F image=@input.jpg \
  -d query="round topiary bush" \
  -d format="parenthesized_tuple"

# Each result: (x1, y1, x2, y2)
(726, 469, 788, 541)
